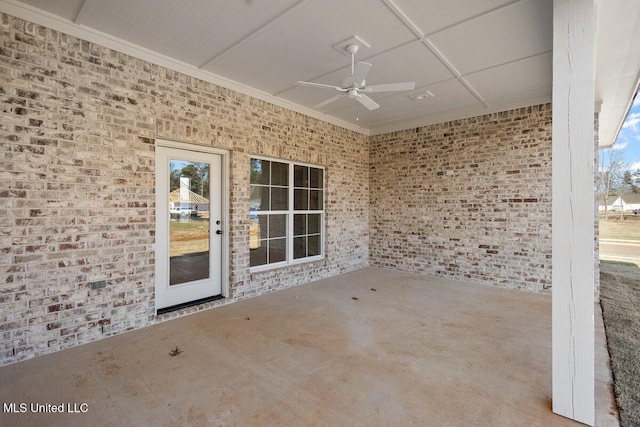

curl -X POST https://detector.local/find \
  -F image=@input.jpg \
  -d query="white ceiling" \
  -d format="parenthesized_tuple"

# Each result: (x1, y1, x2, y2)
(2, 0, 639, 143)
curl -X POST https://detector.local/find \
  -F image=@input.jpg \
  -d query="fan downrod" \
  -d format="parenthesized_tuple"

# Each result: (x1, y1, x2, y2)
(346, 44, 360, 76)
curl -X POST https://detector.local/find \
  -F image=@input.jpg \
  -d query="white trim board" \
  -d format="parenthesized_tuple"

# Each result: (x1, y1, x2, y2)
(551, 0, 596, 425)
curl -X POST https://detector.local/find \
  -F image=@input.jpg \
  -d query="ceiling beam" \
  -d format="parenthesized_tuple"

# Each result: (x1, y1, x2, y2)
(198, 0, 308, 70)
(380, 0, 490, 107)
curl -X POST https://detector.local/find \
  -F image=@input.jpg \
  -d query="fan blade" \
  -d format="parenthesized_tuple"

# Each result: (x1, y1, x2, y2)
(314, 93, 346, 108)
(356, 94, 380, 111)
(362, 82, 416, 93)
(296, 81, 344, 91)
(351, 62, 372, 87)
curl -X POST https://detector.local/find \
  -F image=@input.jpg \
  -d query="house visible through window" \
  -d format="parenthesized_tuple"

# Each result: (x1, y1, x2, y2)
(250, 157, 324, 269)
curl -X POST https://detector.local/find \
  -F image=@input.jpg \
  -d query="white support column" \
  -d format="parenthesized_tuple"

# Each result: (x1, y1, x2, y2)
(552, 0, 595, 425)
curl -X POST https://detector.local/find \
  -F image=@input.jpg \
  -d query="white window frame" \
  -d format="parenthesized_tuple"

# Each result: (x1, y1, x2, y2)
(249, 155, 325, 272)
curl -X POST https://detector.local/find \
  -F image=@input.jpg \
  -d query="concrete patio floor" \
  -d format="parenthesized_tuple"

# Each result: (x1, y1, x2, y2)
(0, 267, 618, 426)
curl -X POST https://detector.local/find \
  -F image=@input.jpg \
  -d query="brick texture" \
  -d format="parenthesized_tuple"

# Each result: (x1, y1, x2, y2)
(1, 13, 571, 367)
(0, 14, 369, 365)
(369, 105, 553, 290)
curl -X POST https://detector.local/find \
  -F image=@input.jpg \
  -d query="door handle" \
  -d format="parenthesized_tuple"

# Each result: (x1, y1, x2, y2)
(216, 230, 222, 235)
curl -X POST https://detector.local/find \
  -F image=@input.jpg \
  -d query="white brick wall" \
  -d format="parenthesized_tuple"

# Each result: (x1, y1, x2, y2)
(369, 105, 553, 290)
(0, 14, 369, 365)
(1, 13, 560, 366)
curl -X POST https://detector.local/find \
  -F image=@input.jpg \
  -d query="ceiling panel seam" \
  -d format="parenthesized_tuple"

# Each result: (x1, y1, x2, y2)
(463, 50, 553, 78)
(379, 0, 489, 108)
(197, 0, 308, 69)
(421, 0, 525, 38)
(421, 38, 489, 107)
(380, 0, 423, 37)
(72, 0, 86, 24)
(75, 0, 103, 27)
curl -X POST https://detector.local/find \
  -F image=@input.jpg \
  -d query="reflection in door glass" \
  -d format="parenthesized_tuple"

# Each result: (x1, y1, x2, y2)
(169, 159, 210, 285)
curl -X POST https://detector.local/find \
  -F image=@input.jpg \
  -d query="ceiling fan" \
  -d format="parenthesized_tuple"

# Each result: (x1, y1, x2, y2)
(296, 44, 416, 111)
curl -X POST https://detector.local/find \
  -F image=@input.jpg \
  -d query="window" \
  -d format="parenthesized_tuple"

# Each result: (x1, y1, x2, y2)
(250, 158, 324, 269)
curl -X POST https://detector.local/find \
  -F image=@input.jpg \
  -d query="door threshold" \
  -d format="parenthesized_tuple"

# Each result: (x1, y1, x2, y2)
(157, 294, 224, 315)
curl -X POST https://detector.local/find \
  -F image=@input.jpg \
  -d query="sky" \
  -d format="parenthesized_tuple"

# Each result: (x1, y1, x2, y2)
(612, 91, 640, 171)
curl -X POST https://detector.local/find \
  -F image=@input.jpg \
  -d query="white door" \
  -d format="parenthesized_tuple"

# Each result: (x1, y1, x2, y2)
(155, 144, 223, 311)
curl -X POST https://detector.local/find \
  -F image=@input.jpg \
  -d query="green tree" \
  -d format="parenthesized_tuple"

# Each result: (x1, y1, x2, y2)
(250, 158, 263, 184)
(169, 162, 209, 197)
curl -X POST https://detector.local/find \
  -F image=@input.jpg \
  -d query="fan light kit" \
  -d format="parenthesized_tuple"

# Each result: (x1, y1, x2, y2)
(409, 91, 434, 101)
(297, 43, 416, 111)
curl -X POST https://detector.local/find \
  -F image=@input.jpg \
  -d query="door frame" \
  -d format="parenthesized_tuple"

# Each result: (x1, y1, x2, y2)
(154, 138, 230, 313)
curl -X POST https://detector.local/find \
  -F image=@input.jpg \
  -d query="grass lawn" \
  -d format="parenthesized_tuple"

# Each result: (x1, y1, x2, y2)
(600, 261, 640, 427)
(170, 218, 209, 257)
(600, 214, 640, 240)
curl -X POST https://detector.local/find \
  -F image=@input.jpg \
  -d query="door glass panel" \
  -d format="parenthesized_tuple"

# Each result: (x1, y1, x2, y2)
(169, 159, 210, 285)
